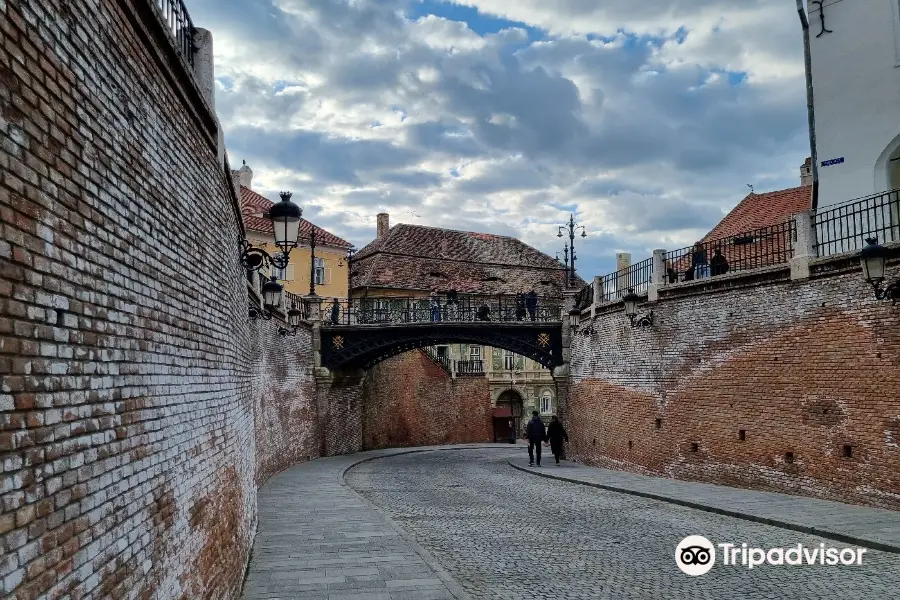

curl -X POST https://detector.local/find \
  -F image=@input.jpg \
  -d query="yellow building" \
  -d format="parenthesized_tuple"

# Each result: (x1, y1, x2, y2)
(235, 163, 352, 302)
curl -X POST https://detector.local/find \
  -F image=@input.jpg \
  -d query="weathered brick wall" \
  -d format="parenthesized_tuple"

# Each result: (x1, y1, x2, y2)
(250, 324, 318, 486)
(319, 369, 365, 457)
(0, 1, 320, 598)
(361, 351, 493, 448)
(568, 259, 900, 510)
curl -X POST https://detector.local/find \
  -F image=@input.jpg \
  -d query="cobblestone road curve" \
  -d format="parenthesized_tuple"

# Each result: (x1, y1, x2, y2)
(345, 448, 900, 600)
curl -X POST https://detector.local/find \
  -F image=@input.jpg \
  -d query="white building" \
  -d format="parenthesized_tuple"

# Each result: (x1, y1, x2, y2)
(809, 0, 900, 207)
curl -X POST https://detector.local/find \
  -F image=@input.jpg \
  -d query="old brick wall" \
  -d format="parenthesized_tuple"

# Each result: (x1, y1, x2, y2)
(568, 260, 900, 510)
(361, 351, 493, 449)
(250, 324, 318, 486)
(0, 1, 319, 598)
(319, 369, 365, 457)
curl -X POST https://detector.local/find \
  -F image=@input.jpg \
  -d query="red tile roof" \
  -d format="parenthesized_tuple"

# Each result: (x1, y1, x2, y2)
(702, 185, 811, 242)
(351, 223, 583, 295)
(239, 186, 352, 249)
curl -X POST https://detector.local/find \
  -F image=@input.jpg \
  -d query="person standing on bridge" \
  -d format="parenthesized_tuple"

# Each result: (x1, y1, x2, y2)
(546, 415, 568, 465)
(525, 289, 538, 321)
(430, 290, 442, 322)
(525, 411, 546, 467)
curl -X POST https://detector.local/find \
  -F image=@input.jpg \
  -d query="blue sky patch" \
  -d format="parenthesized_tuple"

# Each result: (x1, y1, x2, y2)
(407, 0, 544, 43)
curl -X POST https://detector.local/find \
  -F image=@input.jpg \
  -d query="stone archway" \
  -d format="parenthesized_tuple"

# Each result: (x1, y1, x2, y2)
(493, 389, 525, 443)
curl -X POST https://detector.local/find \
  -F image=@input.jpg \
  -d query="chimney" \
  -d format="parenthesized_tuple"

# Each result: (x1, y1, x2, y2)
(800, 157, 812, 186)
(236, 161, 253, 188)
(616, 252, 632, 272)
(377, 213, 389, 239)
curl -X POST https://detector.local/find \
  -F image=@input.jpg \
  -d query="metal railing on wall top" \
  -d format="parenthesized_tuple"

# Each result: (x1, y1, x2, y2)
(156, 0, 196, 66)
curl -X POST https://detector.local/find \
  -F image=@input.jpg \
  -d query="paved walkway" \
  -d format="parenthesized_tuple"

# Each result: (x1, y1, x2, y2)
(242, 445, 499, 600)
(509, 457, 900, 553)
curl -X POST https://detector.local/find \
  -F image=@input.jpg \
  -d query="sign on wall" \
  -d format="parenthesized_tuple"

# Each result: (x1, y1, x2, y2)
(821, 157, 845, 167)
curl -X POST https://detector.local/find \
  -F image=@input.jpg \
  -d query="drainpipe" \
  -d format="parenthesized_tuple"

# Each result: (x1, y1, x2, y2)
(798, 0, 819, 210)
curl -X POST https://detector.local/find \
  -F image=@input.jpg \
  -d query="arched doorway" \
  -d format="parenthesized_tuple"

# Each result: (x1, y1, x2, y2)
(493, 389, 524, 443)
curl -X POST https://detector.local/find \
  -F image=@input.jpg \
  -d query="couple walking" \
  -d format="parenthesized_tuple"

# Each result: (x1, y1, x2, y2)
(524, 411, 568, 466)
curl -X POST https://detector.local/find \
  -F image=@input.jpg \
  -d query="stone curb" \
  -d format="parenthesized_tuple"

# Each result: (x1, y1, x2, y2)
(339, 444, 507, 600)
(508, 459, 900, 555)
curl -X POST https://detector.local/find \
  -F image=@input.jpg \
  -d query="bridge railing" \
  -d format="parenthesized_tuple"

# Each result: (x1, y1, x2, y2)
(321, 293, 564, 326)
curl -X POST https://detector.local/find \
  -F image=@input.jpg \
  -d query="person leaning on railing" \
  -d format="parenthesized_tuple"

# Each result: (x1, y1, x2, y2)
(692, 242, 709, 280)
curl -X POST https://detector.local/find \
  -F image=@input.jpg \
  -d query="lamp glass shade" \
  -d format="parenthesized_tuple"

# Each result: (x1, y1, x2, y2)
(262, 277, 284, 309)
(288, 306, 303, 327)
(859, 239, 887, 283)
(622, 289, 640, 317)
(269, 195, 302, 250)
(568, 308, 580, 330)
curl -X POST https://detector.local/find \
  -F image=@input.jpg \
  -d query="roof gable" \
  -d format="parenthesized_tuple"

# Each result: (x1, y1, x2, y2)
(703, 185, 811, 242)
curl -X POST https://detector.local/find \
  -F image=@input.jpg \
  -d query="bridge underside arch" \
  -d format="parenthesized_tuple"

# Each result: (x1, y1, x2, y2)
(320, 323, 564, 370)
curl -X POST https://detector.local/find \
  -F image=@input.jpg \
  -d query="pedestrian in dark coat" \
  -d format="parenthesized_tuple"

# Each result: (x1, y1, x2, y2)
(525, 290, 538, 321)
(546, 415, 568, 465)
(525, 411, 546, 466)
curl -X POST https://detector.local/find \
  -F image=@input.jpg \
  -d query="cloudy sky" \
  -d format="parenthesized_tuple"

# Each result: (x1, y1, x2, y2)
(186, 0, 811, 278)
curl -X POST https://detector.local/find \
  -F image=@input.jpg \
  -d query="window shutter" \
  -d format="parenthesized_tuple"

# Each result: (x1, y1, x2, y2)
(286, 265, 296, 281)
(325, 267, 332, 284)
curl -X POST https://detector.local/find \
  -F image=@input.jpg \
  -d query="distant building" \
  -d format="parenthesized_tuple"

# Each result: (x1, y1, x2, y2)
(351, 213, 582, 439)
(234, 163, 352, 303)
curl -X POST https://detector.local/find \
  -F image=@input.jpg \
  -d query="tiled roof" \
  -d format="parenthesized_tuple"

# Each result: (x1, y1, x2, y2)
(351, 223, 583, 295)
(664, 184, 810, 278)
(702, 185, 811, 242)
(239, 186, 352, 249)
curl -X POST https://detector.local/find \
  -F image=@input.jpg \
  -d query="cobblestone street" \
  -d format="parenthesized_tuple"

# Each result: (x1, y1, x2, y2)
(346, 448, 900, 600)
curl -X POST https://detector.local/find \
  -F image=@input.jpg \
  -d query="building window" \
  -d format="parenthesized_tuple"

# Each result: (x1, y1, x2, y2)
(436, 346, 449, 359)
(469, 346, 481, 361)
(540, 391, 552, 415)
(272, 254, 295, 281)
(504, 350, 515, 370)
(314, 257, 326, 285)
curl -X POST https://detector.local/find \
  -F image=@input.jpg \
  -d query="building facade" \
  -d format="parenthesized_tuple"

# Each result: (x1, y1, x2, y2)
(351, 213, 582, 439)
(809, 0, 900, 207)
(235, 163, 352, 303)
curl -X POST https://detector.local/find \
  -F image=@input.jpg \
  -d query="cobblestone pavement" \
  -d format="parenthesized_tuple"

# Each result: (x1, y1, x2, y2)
(345, 448, 900, 600)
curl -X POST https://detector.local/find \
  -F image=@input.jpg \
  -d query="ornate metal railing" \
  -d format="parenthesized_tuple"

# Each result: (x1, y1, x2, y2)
(813, 189, 900, 256)
(283, 291, 310, 320)
(156, 0, 196, 66)
(422, 347, 452, 373)
(597, 257, 654, 303)
(664, 220, 795, 284)
(322, 293, 564, 326)
(456, 360, 484, 375)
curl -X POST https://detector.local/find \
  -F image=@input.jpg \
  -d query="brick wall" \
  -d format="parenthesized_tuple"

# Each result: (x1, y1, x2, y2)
(0, 1, 320, 598)
(361, 351, 493, 448)
(568, 259, 900, 510)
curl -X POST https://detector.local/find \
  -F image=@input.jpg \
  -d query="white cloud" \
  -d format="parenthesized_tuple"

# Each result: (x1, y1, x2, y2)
(186, 0, 811, 277)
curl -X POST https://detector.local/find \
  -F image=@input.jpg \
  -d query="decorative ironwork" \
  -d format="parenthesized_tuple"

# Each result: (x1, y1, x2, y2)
(248, 306, 273, 321)
(812, 1, 832, 38)
(456, 360, 485, 375)
(320, 323, 564, 371)
(557, 214, 587, 287)
(156, 0, 197, 66)
(325, 293, 564, 326)
(422, 347, 452, 373)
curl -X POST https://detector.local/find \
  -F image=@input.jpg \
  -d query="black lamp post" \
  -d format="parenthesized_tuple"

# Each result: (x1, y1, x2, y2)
(338, 246, 356, 296)
(307, 226, 318, 297)
(240, 191, 303, 273)
(859, 237, 899, 304)
(622, 288, 653, 327)
(557, 214, 586, 288)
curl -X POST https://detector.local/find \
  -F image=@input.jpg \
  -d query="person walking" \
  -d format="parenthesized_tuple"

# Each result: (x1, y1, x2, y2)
(525, 410, 546, 466)
(546, 415, 568, 465)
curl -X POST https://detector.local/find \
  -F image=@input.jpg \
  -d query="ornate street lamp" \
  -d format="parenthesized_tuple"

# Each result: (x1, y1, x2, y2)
(557, 214, 586, 287)
(278, 303, 305, 336)
(261, 275, 284, 310)
(338, 246, 356, 293)
(240, 191, 303, 273)
(622, 288, 653, 328)
(858, 237, 899, 304)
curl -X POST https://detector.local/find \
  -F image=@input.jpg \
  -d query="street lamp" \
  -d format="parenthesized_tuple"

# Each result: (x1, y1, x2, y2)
(338, 246, 356, 295)
(622, 288, 654, 327)
(278, 303, 305, 336)
(306, 226, 318, 297)
(557, 214, 587, 288)
(568, 307, 581, 335)
(261, 275, 284, 310)
(240, 191, 303, 273)
(858, 237, 899, 304)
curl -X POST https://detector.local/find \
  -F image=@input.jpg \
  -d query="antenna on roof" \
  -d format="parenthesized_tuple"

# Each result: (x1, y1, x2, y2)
(243, 159, 246, 165)
(747, 184, 754, 193)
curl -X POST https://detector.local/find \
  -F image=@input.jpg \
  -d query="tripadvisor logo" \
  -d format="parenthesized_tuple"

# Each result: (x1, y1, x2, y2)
(675, 536, 867, 576)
